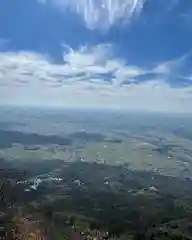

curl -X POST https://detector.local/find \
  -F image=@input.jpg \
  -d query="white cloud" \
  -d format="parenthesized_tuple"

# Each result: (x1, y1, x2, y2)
(0, 44, 191, 112)
(0, 44, 143, 86)
(38, 0, 146, 30)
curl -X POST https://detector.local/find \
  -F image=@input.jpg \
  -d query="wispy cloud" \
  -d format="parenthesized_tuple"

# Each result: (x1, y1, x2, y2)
(37, 0, 187, 30)
(0, 44, 191, 112)
(38, 0, 146, 30)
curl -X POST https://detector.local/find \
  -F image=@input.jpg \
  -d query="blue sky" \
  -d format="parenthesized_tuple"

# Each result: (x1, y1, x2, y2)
(0, 0, 192, 112)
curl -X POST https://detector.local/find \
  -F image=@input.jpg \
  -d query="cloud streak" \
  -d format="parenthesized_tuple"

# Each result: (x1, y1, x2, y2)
(37, 0, 188, 30)
(38, 0, 146, 30)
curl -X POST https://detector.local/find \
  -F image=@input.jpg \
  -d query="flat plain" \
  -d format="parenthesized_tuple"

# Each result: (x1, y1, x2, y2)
(0, 107, 192, 178)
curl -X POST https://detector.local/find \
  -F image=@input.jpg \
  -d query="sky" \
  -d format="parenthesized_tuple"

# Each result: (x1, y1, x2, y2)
(0, 0, 192, 112)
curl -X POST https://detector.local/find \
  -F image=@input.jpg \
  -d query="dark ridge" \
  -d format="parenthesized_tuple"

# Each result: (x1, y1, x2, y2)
(68, 131, 106, 142)
(0, 129, 72, 146)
